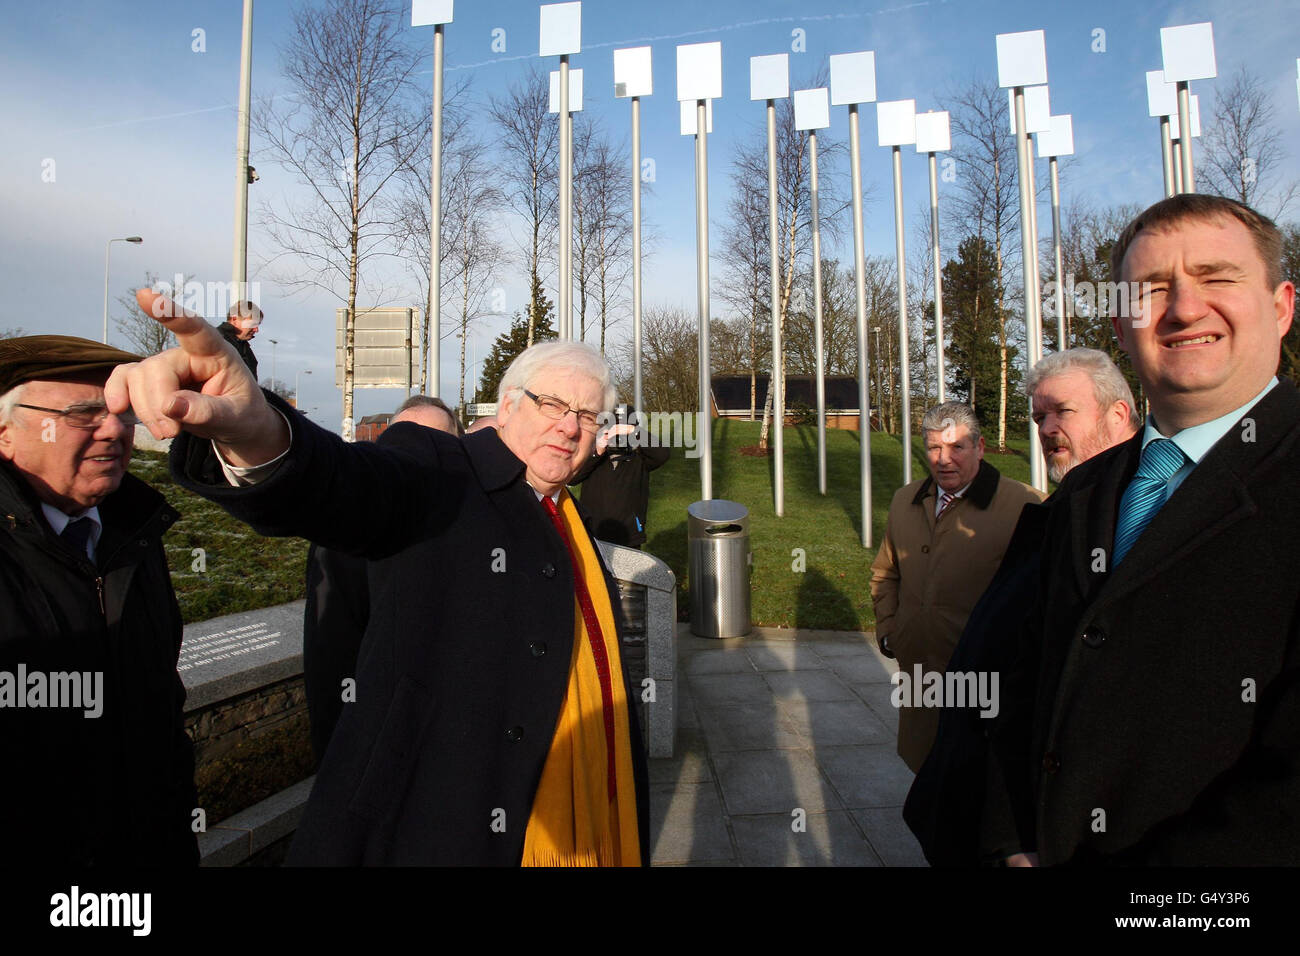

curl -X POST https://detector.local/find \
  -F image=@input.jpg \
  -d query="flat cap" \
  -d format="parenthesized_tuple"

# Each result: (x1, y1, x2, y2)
(0, 335, 142, 395)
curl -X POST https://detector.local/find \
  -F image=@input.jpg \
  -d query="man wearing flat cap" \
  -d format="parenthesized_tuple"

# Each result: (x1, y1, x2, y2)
(0, 334, 198, 866)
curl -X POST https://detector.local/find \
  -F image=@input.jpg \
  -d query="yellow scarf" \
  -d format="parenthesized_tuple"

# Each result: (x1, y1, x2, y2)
(520, 491, 641, 867)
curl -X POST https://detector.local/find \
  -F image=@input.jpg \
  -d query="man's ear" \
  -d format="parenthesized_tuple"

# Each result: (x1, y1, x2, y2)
(0, 421, 14, 461)
(1274, 280, 1295, 339)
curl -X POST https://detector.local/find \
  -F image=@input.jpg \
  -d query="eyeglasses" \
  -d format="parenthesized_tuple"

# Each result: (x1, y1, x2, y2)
(522, 389, 601, 433)
(16, 403, 140, 430)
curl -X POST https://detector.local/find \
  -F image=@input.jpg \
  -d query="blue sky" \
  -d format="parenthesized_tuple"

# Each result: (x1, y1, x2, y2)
(2, 0, 1297, 425)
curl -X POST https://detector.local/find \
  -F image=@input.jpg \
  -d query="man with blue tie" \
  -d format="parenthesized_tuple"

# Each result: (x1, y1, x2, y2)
(0, 335, 198, 866)
(985, 194, 1299, 865)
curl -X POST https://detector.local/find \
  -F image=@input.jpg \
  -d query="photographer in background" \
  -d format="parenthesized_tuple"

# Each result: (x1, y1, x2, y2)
(570, 404, 669, 549)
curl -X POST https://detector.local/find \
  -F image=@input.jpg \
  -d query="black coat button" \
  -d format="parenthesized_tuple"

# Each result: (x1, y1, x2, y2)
(921, 545, 930, 553)
(1041, 752, 1061, 773)
(1081, 626, 1106, 648)
(506, 726, 524, 741)
(542, 562, 556, 578)
(529, 641, 547, 657)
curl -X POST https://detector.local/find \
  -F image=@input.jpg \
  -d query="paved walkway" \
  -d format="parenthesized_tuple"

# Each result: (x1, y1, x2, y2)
(648, 625, 927, 867)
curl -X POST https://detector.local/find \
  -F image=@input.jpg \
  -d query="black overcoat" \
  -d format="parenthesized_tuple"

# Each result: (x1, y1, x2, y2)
(985, 380, 1300, 865)
(171, 397, 651, 865)
(0, 463, 198, 866)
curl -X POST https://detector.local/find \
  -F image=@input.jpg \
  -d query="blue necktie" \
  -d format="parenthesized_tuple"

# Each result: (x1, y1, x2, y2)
(61, 516, 94, 561)
(1112, 439, 1186, 566)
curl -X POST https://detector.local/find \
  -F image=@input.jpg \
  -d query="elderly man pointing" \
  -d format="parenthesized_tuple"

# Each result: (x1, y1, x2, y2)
(111, 290, 647, 866)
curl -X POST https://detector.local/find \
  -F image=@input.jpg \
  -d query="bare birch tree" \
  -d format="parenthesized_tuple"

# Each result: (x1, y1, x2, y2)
(489, 65, 558, 347)
(254, 0, 427, 440)
(1200, 66, 1297, 220)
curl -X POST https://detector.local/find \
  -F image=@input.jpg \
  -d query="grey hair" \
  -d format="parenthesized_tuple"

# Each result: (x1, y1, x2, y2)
(498, 340, 616, 412)
(921, 401, 981, 444)
(1025, 348, 1141, 431)
(0, 383, 25, 426)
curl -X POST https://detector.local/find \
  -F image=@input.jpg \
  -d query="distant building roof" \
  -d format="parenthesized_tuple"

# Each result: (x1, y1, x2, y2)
(712, 373, 860, 410)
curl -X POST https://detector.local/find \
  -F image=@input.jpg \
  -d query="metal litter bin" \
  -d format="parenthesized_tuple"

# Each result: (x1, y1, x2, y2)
(687, 500, 752, 638)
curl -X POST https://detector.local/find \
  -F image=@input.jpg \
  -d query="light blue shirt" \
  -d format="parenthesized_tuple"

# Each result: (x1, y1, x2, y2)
(1139, 377, 1278, 501)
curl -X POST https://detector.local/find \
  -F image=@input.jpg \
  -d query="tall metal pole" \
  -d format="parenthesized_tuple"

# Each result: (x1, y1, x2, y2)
(928, 151, 945, 402)
(231, 0, 254, 299)
(1172, 139, 1185, 193)
(558, 56, 572, 339)
(891, 145, 912, 487)
(1176, 81, 1195, 192)
(767, 99, 783, 515)
(1026, 136, 1042, 364)
(849, 105, 873, 548)
(102, 240, 116, 345)
(631, 95, 643, 414)
(696, 100, 713, 500)
(810, 129, 827, 496)
(1049, 155, 1065, 350)
(428, 23, 444, 395)
(1014, 88, 1045, 492)
(1159, 116, 1175, 198)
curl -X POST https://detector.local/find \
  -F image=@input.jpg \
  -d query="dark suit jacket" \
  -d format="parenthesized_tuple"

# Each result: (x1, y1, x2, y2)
(171, 396, 650, 865)
(302, 543, 369, 765)
(903, 502, 1047, 866)
(570, 443, 670, 547)
(985, 380, 1300, 865)
(216, 322, 258, 379)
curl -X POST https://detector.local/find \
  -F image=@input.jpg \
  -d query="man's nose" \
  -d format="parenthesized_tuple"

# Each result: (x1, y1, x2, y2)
(93, 411, 130, 442)
(1165, 276, 1210, 325)
(557, 410, 581, 438)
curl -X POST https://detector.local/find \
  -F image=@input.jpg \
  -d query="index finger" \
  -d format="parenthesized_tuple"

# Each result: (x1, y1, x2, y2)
(135, 288, 228, 356)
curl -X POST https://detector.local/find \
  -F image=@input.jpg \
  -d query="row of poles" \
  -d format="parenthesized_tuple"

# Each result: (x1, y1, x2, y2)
(229, 3, 1218, 545)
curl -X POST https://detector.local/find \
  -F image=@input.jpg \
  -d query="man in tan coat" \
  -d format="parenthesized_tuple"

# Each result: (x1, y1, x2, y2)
(870, 402, 1044, 771)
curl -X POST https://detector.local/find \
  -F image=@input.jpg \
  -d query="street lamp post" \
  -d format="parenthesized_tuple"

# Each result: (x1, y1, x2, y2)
(103, 236, 143, 344)
(872, 326, 882, 429)
(295, 368, 312, 408)
(268, 339, 278, 389)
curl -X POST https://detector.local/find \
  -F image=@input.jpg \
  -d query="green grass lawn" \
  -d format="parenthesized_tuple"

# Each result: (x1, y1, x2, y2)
(129, 450, 309, 625)
(633, 420, 1032, 631)
(137, 423, 1033, 631)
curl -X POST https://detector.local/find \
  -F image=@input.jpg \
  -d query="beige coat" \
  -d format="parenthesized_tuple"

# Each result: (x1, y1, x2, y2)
(871, 460, 1044, 771)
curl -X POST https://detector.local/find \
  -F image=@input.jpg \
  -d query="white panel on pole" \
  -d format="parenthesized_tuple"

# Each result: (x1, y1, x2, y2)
(1146, 69, 1178, 117)
(915, 110, 950, 153)
(1036, 113, 1074, 157)
(1008, 85, 1051, 134)
(829, 51, 876, 105)
(877, 99, 917, 147)
(750, 54, 789, 100)
(996, 30, 1047, 88)
(614, 46, 652, 97)
(679, 99, 714, 135)
(793, 88, 830, 131)
(548, 68, 584, 112)
(1167, 95, 1201, 139)
(1160, 22, 1217, 82)
(539, 2, 581, 56)
(411, 0, 452, 25)
(676, 42, 722, 101)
